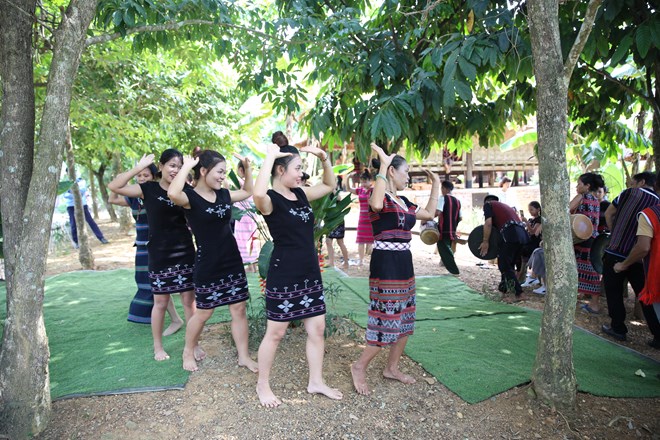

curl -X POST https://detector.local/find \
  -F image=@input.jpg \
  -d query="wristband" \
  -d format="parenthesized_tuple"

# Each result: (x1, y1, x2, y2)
(376, 173, 387, 183)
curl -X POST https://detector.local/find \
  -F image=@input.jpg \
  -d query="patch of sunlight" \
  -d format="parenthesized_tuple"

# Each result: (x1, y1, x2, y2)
(468, 335, 476, 340)
(514, 326, 532, 331)
(66, 300, 83, 306)
(507, 315, 525, 320)
(418, 286, 431, 290)
(500, 349, 512, 355)
(103, 365, 117, 370)
(104, 347, 133, 355)
(434, 306, 457, 310)
(474, 310, 495, 315)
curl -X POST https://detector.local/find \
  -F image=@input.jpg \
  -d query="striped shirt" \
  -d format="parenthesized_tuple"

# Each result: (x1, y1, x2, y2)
(605, 187, 659, 258)
(437, 194, 461, 240)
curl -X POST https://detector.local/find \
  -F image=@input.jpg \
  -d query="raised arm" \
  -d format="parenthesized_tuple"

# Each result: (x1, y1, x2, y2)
(416, 169, 440, 221)
(108, 154, 154, 198)
(168, 155, 197, 208)
(230, 155, 253, 203)
(253, 144, 290, 216)
(108, 191, 129, 207)
(369, 143, 395, 213)
(346, 172, 359, 195)
(300, 145, 335, 202)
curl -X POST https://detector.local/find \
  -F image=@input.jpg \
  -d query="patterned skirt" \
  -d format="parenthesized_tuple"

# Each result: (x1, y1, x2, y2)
(575, 238, 601, 295)
(366, 247, 416, 347)
(127, 244, 154, 323)
(194, 271, 249, 309)
(328, 222, 346, 239)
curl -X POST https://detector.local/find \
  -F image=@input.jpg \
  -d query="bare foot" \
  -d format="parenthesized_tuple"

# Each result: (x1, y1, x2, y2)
(154, 348, 170, 361)
(382, 368, 416, 384)
(351, 363, 370, 395)
(307, 382, 343, 400)
(257, 382, 282, 408)
(163, 320, 183, 337)
(238, 356, 259, 373)
(182, 349, 198, 372)
(341, 263, 349, 270)
(194, 345, 206, 361)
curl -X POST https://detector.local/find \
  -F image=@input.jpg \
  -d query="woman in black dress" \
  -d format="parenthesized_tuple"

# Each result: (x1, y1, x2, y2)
(351, 143, 439, 395)
(108, 164, 184, 334)
(168, 150, 258, 373)
(253, 132, 343, 407)
(109, 149, 196, 361)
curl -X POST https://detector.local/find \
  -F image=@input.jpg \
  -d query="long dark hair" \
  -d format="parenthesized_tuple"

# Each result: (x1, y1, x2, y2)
(529, 200, 541, 216)
(193, 150, 225, 180)
(156, 148, 183, 178)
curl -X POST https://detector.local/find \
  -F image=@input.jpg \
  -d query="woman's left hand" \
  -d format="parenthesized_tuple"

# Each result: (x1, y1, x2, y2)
(300, 145, 327, 161)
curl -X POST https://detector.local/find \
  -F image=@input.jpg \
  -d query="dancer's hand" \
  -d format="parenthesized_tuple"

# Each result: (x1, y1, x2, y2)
(300, 145, 328, 162)
(137, 153, 155, 170)
(371, 143, 395, 169)
(267, 143, 292, 158)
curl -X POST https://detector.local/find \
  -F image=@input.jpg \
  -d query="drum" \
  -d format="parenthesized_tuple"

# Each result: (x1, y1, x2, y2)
(590, 233, 610, 274)
(570, 214, 593, 244)
(467, 225, 503, 260)
(420, 221, 440, 245)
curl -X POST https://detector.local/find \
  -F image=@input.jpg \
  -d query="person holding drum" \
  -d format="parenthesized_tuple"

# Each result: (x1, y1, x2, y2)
(479, 195, 529, 302)
(433, 180, 462, 275)
(570, 172, 604, 314)
(600, 172, 660, 343)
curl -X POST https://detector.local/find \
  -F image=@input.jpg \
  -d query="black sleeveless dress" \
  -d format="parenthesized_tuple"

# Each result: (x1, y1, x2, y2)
(183, 187, 249, 309)
(139, 181, 195, 294)
(263, 188, 325, 322)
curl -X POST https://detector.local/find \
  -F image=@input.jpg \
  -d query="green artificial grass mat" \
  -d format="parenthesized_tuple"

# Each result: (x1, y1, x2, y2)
(1, 268, 658, 403)
(0, 269, 252, 400)
(323, 270, 660, 403)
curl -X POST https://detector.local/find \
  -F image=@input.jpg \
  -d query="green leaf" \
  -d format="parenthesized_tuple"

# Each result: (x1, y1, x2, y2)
(636, 24, 652, 58)
(454, 80, 472, 101)
(457, 56, 477, 81)
(609, 34, 632, 66)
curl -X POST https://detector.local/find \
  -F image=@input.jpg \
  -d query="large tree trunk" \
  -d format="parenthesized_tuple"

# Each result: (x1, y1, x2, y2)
(0, 1, 99, 437)
(65, 127, 94, 269)
(527, 0, 578, 410)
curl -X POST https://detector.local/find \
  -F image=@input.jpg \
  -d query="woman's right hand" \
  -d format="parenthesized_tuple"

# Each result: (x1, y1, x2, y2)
(137, 153, 155, 169)
(267, 143, 292, 159)
(182, 155, 199, 169)
(370, 142, 395, 168)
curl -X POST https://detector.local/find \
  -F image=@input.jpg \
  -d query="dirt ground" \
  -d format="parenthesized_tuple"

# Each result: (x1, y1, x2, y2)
(38, 219, 660, 440)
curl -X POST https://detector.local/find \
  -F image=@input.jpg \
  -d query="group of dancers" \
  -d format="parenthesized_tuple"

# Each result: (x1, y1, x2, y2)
(107, 135, 440, 407)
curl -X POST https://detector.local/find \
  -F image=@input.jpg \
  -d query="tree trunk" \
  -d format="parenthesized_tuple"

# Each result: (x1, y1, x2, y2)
(112, 151, 132, 233)
(88, 167, 99, 219)
(528, 0, 578, 410)
(465, 152, 473, 189)
(93, 164, 118, 222)
(0, 1, 99, 437)
(65, 127, 94, 269)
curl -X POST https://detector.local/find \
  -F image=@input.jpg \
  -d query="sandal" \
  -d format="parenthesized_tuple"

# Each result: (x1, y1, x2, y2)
(580, 304, 600, 315)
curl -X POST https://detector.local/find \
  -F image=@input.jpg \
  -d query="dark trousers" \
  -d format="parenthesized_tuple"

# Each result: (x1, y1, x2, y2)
(67, 205, 105, 244)
(602, 253, 660, 338)
(437, 238, 460, 274)
(498, 241, 523, 295)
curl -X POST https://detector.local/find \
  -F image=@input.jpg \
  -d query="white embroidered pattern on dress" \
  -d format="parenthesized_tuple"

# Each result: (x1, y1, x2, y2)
(206, 203, 231, 218)
(288, 206, 313, 222)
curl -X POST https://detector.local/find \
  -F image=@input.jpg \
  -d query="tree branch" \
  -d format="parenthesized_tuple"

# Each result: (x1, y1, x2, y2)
(563, 0, 602, 85)
(582, 62, 660, 115)
(85, 19, 290, 47)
